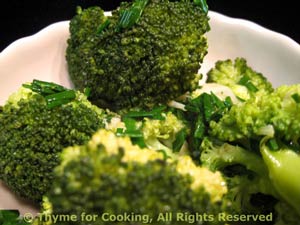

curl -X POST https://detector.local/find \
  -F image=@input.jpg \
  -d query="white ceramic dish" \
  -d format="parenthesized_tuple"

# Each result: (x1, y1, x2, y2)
(0, 11, 300, 214)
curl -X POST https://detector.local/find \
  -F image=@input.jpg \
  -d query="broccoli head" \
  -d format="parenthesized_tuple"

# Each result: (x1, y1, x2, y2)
(66, 0, 210, 110)
(0, 81, 110, 202)
(45, 129, 227, 225)
(206, 58, 273, 101)
(202, 83, 300, 220)
(209, 84, 300, 145)
(142, 111, 187, 155)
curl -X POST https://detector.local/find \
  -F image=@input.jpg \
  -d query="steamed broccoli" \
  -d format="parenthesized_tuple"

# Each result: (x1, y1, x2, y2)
(210, 84, 300, 145)
(114, 106, 188, 157)
(0, 80, 110, 202)
(207, 58, 273, 101)
(261, 138, 300, 216)
(142, 111, 186, 154)
(204, 81, 300, 221)
(67, 0, 210, 110)
(200, 138, 278, 214)
(45, 129, 227, 225)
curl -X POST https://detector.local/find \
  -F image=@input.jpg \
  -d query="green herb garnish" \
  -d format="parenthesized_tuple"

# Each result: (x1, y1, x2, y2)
(23, 80, 76, 108)
(117, 0, 149, 30)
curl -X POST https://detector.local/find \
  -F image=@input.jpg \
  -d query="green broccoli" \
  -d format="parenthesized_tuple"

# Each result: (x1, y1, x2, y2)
(44, 129, 227, 225)
(114, 106, 188, 157)
(209, 84, 300, 145)
(66, 0, 210, 110)
(0, 80, 110, 202)
(200, 137, 278, 214)
(204, 82, 300, 221)
(206, 58, 273, 101)
(260, 138, 300, 216)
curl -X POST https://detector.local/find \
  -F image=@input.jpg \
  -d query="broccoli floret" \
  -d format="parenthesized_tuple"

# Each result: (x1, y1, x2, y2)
(200, 137, 278, 214)
(67, 0, 210, 110)
(261, 139, 300, 216)
(115, 106, 188, 156)
(0, 81, 110, 202)
(207, 58, 273, 101)
(204, 83, 300, 220)
(45, 129, 227, 225)
(142, 111, 187, 155)
(210, 84, 300, 145)
(270, 84, 300, 143)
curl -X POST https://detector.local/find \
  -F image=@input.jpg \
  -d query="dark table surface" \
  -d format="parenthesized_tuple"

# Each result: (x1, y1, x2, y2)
(1, 1, 299, 52)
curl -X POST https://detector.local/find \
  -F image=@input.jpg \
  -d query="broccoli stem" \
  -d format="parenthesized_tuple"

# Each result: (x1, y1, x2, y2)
(261, 143, 300, 216)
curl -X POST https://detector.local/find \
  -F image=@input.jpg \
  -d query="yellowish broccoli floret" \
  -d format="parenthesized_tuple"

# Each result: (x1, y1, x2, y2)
(44, 129, 228, 225)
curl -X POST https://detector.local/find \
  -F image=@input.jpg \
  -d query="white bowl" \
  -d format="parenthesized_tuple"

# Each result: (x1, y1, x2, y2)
(0, 11, 300, 214)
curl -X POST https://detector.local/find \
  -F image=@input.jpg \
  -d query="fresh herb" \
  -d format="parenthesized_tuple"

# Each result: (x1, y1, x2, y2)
(238, 74, 258, 92)
(123, 105, 166, 120)
(193, 0, 208, 14)
(96, 19, 110, 34)
(22, 79, 66, 96)
(117, 0, 149, 30)
(292, 93, 300, 103)
(23, 80, 76, 108)
(117, 117, 146, 148)
(267, 138, 279, 151)
(172, 128, 188, 152)
(83, 87, 91, 97)
(185, 92, 232, 158)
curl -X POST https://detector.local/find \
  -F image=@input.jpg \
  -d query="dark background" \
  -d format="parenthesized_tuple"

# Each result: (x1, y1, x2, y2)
(1, 1, 299, 51)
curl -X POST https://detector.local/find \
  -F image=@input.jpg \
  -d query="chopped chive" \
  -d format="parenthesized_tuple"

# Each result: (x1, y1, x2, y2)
(123, 130, 143, 138)
(117, 0, 149, 30)
(124, 105, 166, 120)
(194, 0, 208, 14)
(96, 19, 110, 34)
(224, 96, 233, 108)
(267, 138, 279, 151)
(203, 93, 214, 123)
(45, 90, 76, 103)
(245, 82, 258, 92)
(157, 150, 169, 160)
(210, 92, 225, 108)
(131, 137, 146, 148)
(47, 99, 71, 109)
(23, 80, 67, 96)
(194, 115, 205, 139)
(32, 79, 66, 93)
(123, 117, 138, 131)
(84, 87, 91, 97)
(184, 95, 203, 113)
(116, 128, 125, 137)
(238, 75, 258, 92)
(172, 128, 187, 152)
(292, 93, 300, 103)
